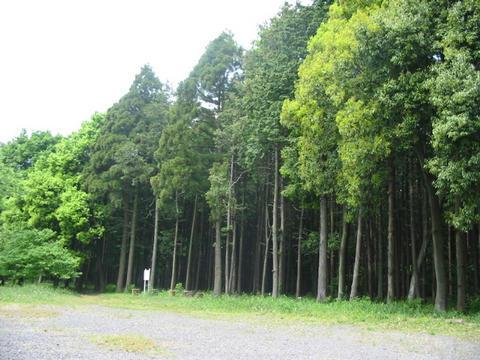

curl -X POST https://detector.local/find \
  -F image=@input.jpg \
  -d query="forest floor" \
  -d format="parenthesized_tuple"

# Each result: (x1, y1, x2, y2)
(1, 285, 480, 359)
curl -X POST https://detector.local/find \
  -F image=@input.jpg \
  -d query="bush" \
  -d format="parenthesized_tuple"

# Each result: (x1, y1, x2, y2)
(0, 227, 81, 282)
(468, 297, 480, 313)
(105, 284, 117, 293)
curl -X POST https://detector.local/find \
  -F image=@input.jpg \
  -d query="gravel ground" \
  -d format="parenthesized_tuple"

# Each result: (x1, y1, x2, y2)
(0, 304, 479, 360)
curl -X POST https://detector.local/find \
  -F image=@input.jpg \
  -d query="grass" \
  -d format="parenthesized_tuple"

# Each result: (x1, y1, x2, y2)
(0, 303, 58, 319)
(1, 284, 480, 340)
(0, 284, 81, 305)
(88, 334, 172, 356)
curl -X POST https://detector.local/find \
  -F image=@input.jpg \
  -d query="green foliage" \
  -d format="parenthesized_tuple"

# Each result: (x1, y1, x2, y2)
(242, 2, 331, 171)
(283, 0, 451, 211)
(0, 162, 20, 214)
(56, 186, 102, 245)
(174, 282, 184, 292)
(0, 227, 80, 280)
(327, 231, 340, 252)
(0, 114, 104, 283)
(85, 65, 170, 207)
(206, 161, 229, 220)
(23, 170, 64, 229)
(427, 0, 480, 231)
(303, 231, 319, 256)
(22, 115, 104, 245)
(281, 3, 380, 206)
(152, 111, 209, 207)
(191, 31, 242, 112)
(0, 130, 61, 171)
(173, 32, 242, 222)
(152, 33, 241, 230)
(335, 99, 387, 206)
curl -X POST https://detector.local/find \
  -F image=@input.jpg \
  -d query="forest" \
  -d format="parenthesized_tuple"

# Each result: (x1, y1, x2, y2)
(1, 0, 479, 315)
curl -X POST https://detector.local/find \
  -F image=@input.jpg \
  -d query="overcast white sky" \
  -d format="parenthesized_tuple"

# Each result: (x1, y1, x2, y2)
(0, 0, 308, 144)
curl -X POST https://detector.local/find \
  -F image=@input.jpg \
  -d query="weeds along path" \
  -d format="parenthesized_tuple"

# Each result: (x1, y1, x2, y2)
(0, 303, 479, 360)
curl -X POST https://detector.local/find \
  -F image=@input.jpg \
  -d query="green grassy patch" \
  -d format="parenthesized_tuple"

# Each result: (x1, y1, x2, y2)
(0, 284, 81, 305)
(88, 334, 172, 356)
(2, 284, 479, 340)
(0, 303, 58, 319)
(94, 292, 480, 339)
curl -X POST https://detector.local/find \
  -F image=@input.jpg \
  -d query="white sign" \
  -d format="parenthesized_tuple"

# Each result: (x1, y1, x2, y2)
(143, 268, 150, 281)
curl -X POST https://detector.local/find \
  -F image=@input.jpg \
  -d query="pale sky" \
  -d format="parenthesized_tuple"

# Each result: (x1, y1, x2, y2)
(0, 0, 308, 144)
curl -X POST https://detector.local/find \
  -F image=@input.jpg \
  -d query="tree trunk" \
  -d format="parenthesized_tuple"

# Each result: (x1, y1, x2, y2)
(475, 224, 480, 294)
(425, 175, 448, 311)
(456, 229, 466, 312)
(338, 207, 348, 300)
(196, 211, 205, 290)
(116, 201, 129, 292)
(253, 190, 263, 293)
(296, 207, 304, 298)
(94, 235, 106, 292)
(408, 173, 420, 300)
(229, 214, 237, 293)
(213, 216, 222, 296)
(317, 196, 328, 301)
(419, 184, 430, 299)
(237, 203, 244, 293)
(286, 224, 293, 294)
(279, 177, 286, 295)
(448, 227, 453, 297)
(225, 154, 234, 294)
(149, 198, 160, 292)
(387, 161, 395, 303)
(195, 238, 202, 290)
(272, 147, 279, 298)
(261, 194, 270, 296)
(95, 253, 106, 293)
(170, 191, 180, 291)
(207, 225, 213, 290)
(367, 220, 373, 299)
(350, 208, 363, 300)
(407, 222, 428, 300)
(185, 194, 198, 291)
(225, 211, 231, 293)
(330, 201, 335, 296)
(415, 150, 447, 311)
(124, 191, 138, 292)
(377, 213, 383, 299)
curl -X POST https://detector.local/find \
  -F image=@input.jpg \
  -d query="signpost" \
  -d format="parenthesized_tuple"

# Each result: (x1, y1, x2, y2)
(143, 268, 150, 293)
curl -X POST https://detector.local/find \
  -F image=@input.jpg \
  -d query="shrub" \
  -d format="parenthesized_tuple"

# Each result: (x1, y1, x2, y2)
(0, 227, 80, 282)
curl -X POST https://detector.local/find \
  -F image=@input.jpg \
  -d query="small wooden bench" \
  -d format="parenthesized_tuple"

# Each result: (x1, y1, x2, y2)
(131, 288, 141, 295)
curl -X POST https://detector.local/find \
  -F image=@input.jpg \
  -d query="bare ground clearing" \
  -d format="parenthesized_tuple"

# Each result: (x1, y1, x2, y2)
(0, 304, 478, 359)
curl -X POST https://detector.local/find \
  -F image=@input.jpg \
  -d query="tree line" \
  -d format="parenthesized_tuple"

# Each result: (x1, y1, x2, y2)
(1, 0, 479, 313)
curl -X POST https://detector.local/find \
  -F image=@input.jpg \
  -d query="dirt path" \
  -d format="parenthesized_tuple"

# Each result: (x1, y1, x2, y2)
(0, 304, 478, 359)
